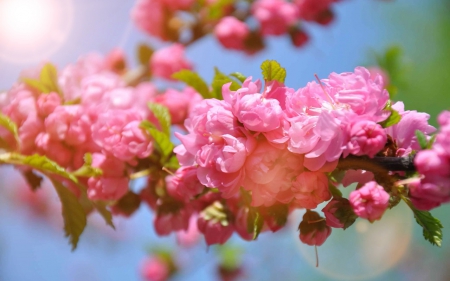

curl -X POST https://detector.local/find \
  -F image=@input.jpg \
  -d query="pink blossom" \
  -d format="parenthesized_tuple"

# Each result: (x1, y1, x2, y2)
(154, 206, 191, 235)
(244, 140, 303, 206)
(45, 105, 91, 146)
(2, 84, 37, 126)
(298, 211, 331, 246)
(19, 115, 44, 154)
(197, 216, 234, 245)
(160, 0, 195, 10)
(214, 17, 250, 50)
(438, 110, 450, 126)
(166, 166, 204, 199)
(291, 171, 331, 209)
(176, 215, 201, 247)
(368, 67, 389, 89)
(252, 0, 299, 36)
(91, 153, 125, 177)
(295, 0, 335, 22)
(322, 199, 344, 228)
(290, 29, 309, 48)
(409, 176, 450, 210)
(140, 256, 170, 281)
(104, 48, 127, 74)
(153, 87, 202, 125)
(415, 150, 450, 177)
(150, 44, 193, 81)
(343, 119, 387, 158)
(385, 102, 435, 156)
(131, 0, 167, 41)
(59, 53, 110, 101)
(234, 207, 254, 241)
(92, 110, 153, 163)
(35, 133, 74, 167)
(87, 176, 129, 200)
(36, 93, 61, 118)
(349, 181, 389, 222)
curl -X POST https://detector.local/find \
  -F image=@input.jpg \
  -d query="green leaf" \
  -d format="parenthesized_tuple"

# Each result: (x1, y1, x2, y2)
(230, 72, 247, 83)
(165, 155, 180, 170)
(380, 101, 401, 128)
(260, 60, 286, 84)
(148, 103, 171, 136)
(172, 70, 211, 99)
(140, 121, 174, 159)
(22, 78, 47, 93)
(0, 112, 19, 147)
(216, 245, 243, 271)
(211, 68, 241, 99)
(247, 208, 264, 240)
(50, 177, 87, 250)
(403, 197, 443, 247)
(22, 63, 62, 96)
(92, 201, 115, 229)
(0, 153, 78, 183)
(137, 43, 154, 66)
(415, 130, 428, 150)
(72, 153, 103, 178)
(40, 63, 61, 94)
(329, 184, 343, 198)
(208, 0, 235, 19)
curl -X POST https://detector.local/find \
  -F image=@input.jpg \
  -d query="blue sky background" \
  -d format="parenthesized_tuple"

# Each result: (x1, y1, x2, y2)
(1, 0, 450, 280)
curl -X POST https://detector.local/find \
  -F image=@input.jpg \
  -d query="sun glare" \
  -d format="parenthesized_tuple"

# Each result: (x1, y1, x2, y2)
(0, 0, 73, 63)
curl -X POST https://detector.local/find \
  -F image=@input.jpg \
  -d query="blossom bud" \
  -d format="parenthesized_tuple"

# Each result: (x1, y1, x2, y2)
(321, 198, 357, 229)
(345, 120, 387, 158)
(214, 17, 250, 51)
(150, 44, 192, 81)
(298, 210, 331, 246)
(349, 181, 389, 222)
(198, 201, 234, 245)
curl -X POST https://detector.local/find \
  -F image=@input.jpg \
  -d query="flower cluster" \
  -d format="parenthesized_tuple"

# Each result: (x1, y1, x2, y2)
(0, 51, 200, 202)
(410, 111, 450, 210)
(131, 0, 345, 53)
(165, 66, 439, 247)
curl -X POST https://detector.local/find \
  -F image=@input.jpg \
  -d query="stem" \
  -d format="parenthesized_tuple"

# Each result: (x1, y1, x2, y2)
(337, 155, 416, 173)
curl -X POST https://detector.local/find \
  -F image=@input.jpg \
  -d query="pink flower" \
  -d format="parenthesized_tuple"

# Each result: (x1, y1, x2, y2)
(214, 17, 250, 50)
(176, 214, 201, 247)
(87, 177, 129, 201)
(290, 29, 309, 48)
(19, 115, 44, 154)
(140, 256, 170, 281)
(92, 110, 153, 163)
(234, 207, 254, 241)
(153, 87, 202, 125)
(2, 84, 37, 126)
(343, 119, 387, 158)
(197, 216, 234, 245)
(91, 153, 125, 177)
(36, 93, 61, 118)
(295, 0, 335, 22)
(59, 53, 111, 101)
(166, 166, 204, 199)
(385, 102, 435, 156)
(45, 105, 91, 146)
(252, 0, 299, 36)
(154, 205, 191, 235)
(415, 150, 450, 177)
(349, 181, 389, 222)
(35, 133, 74, 167)
(291, 171, 331, 209)
(150, 44, 193, 80)
(408, 176, 450, 211)
(321, 198, 357, 229)
(104, 48, 127, 74)
(322, 199, 344, 228)
(244, 140, 303, 206)
(298, 211, 331, 246)
(131, 0, 167, 40)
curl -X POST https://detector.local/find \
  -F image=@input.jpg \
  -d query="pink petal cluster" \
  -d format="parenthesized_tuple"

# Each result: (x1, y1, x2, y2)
(349, 181, 389, 222)
(214, 17, 250, 51)
(140, 256, 171, 281)
(252, 0, 299, 36)
(150, 44, 193, 80)
(410, 111, 450, 210)
(295, 0, 336, 24)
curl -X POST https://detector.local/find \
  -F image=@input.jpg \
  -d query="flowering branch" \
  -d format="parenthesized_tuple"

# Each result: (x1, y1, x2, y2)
(337, 155, 416, 173)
